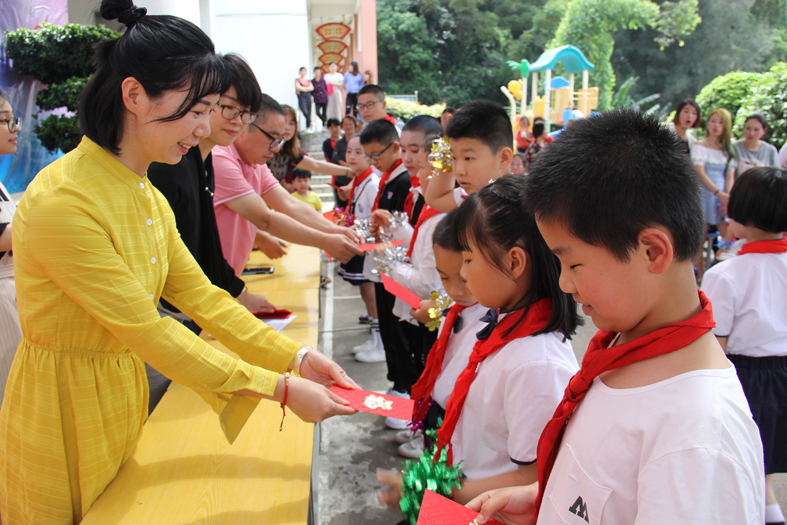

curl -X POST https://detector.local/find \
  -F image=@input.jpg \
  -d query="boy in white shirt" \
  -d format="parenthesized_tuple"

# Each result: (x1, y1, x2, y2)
(469, 110, 765, 525)
(702, 166, 787, 525)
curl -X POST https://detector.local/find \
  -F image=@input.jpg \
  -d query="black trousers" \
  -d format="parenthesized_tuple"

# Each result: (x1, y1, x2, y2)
(374, 282, 411, 393)
(297, 92, 312, 128)
(315, 102, 327, 126)
(346, 92, 358, 118)
(400, 320, 439, 393)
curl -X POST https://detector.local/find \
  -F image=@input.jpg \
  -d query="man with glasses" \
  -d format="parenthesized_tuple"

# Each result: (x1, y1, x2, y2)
(357, 84, 401, 131)
(212, 93, 362, 278)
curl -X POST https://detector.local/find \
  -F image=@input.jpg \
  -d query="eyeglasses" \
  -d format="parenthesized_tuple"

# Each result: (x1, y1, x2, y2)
(357, 100, 382, 111)
(363, 142, 393, 161)
(0, 117, 20, 133)
(250, 122, 287, 150)
(217, 103, 257, 124)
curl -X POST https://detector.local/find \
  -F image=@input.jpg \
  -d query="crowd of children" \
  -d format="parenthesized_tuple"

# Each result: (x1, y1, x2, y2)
(0, 0, 784, 523)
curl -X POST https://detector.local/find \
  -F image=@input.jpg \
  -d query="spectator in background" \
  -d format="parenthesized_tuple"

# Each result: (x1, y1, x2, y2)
(515, 114, 531, 153)
(325, 62, 344, 120)
(291, 168, 323, 211)
(295, 67, 314, 131)
(323, 118, 342, 162)
(363, 69, 375, 86)
(312, 66, 328, 130)
(355, 118, 365, 134)
(670, 99, 701, 154)
(441, 106, 455, 130)
(344, 61, 364, 117)
(734, 114, 778, 177)
(331, 116, 357, 208)
(267, 105, 350, 193)
(525, 121, 548, 168)
(357, 84, 396, 127)
(511, 153, 527, 175)
(531, 115, 554, 145)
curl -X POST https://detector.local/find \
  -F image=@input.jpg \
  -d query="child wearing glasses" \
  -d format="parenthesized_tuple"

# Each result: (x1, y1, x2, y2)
(0, 89, 22, 410)
(357, 84, 399, 130)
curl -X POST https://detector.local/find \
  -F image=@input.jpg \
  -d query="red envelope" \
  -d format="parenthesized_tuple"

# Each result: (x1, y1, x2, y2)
(252, 309, 292, 319)
(327, 182, 342, 190)
(330, 385, 414, 420)
(357, 239, 404, 252)
(417, 490, 504, 525)
(381, 273, 422, 309)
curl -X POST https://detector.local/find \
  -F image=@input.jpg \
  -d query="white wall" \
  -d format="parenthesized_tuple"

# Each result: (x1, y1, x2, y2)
(213, 0, 312, 118)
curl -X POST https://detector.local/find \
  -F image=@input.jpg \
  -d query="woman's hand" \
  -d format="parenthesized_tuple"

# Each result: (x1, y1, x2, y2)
(376, 468, 403, 508)
(285, 375, 356, 423)
(298, 347, 359, 390)
(718, 191, 730, 212)
(411, 298, 436, 325)
(466, 485, 538, 525)
(238, 290, 275, 313)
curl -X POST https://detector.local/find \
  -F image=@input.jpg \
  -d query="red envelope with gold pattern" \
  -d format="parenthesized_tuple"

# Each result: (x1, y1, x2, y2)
(330, 385, 414, 420)
(417, 489, 504, 525)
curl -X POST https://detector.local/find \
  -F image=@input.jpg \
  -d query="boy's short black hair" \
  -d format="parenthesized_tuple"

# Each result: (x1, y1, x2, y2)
(532, 122, 545, 139)
(291, 168, 311, 180)
(728, 167, 787, 233)
(326, 118, 341, 128)
(446, 100, 513, 154)
(358, 84, 385, 100)
(524, 109, 704, 262)
(442, 106, 456, 115)
(402, 115, 442, 136)
(432, 209, 460, 251)
(359, 119, 399, 146)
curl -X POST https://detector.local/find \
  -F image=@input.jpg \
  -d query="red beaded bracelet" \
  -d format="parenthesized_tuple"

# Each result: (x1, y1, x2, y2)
(279, 372, 290, 431)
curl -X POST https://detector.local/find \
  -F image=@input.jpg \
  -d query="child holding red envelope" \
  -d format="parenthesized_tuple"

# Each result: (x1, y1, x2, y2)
(379, 175, 579, 510)
(338, 135, 382, 355)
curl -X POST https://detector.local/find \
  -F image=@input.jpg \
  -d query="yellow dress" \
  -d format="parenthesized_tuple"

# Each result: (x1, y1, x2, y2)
(0, 138, 304, 525)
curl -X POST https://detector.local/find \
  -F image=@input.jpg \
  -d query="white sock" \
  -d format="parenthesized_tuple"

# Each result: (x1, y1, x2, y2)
(766, 504, 785, 523)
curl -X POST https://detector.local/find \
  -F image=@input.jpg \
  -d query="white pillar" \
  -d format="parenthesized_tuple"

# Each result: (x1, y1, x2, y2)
(544, 68, 552, 127)
(582, 69, 589, 90)
(568, 72, 575, 108)
(141, 0, 200, 26)
(199, 0, 215, 38)
(531, 72, 538, 109)
(521, 79, 528, 116)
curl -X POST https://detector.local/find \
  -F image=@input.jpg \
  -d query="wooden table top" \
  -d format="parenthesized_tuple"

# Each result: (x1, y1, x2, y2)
(82, 245, 321, 525)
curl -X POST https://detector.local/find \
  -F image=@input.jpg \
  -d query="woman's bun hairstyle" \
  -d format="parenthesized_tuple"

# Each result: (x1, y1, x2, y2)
(79, 0, 227, 154)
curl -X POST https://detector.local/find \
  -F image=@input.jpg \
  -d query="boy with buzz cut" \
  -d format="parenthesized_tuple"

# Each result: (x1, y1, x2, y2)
(357, 120, 412, 417)
(468, 110, 764, 524)
(425, 100, 513, 212)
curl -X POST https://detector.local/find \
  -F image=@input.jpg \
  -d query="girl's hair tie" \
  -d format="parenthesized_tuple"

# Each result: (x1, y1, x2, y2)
(118, 4, 147, 28)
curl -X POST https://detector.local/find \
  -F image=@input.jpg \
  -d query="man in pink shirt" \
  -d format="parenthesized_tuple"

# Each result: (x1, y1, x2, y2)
(213, 95, 361, 275)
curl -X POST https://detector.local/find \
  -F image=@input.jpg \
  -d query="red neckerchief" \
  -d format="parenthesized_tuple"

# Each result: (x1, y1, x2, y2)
(372, 158, 403, 211)
(346, 167, 373, 213)
(534, 291, 715, 517)
(738, 238, 787, 255)
(383, 114, 397, 126)
(404, 176, 420, 219)
(435, 298, 553, 465)
(411, 304, 468, 428)
(406, 205, 442, 258)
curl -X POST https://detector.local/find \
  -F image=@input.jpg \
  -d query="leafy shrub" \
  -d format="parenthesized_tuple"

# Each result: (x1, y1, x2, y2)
(695, 71, 762, 126)
(385, 98, 446, 121)
(4, 23, 119, 153)
(733, 62, 787, 149)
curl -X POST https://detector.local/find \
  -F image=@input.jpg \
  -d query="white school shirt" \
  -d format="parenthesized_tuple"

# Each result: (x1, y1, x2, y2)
(0, 182, 17, 279)
(701, 251, 787, 357)
(451, 322, 578, 480)
(390, 212, 445, 325)
(350, 172, 380, 221)
(538, 368, 764, 525)
(454, 187, 467, 207)
(432, 302, 488, 408)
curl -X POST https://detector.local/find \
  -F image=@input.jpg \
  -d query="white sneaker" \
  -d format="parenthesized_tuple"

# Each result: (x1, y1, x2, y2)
(384, 388, 409, 399)
(352, 339, 375, 354)
(385, 416, 409, 430)
(398, 435, 425, 458)
(395, 428, 422, 444)
(355, 348, 386, 363)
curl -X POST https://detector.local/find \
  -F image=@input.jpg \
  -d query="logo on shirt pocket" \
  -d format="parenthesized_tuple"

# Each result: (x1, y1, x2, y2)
(547, 444, 612, 524)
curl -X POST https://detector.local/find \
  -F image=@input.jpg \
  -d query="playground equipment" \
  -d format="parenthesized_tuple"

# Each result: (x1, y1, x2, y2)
(503, 45, 599, 129)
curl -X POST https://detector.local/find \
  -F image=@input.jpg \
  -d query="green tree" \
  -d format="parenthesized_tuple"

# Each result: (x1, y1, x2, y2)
(733, 62, 787, 148)
(550, 0, 700, 110)
(695, 71, 761, 124)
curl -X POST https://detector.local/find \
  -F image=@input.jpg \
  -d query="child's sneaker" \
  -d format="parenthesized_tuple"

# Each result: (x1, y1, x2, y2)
(352, 339, 375, 354)
(397, 435, 424, 458)
(394, 428, 422, 444)
(358, 315, 371, 324)
(355, 348, 386, 363)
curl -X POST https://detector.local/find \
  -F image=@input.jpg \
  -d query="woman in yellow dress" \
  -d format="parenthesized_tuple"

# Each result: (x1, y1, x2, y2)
(0, 1, 357, 523)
